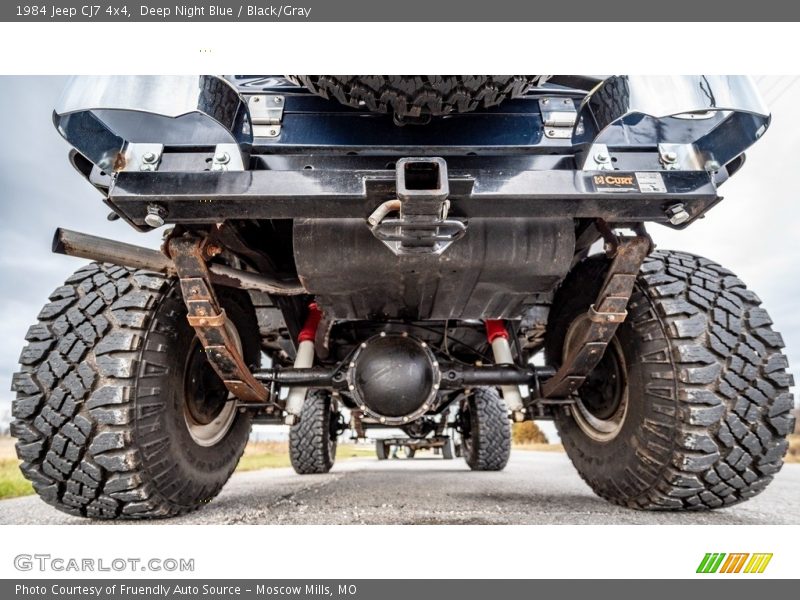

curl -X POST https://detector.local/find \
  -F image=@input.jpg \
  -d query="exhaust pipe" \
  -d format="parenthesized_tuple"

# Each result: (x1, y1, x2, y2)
(53, 228, 306, 295)
(54, 227, 173, 273)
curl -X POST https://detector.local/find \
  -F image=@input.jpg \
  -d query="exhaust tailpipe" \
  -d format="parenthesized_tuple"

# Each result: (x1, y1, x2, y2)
(53, 228, 306, 295)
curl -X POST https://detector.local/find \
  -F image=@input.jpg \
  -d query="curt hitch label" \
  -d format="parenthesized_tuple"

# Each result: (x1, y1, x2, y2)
(588, 172, 666, 193)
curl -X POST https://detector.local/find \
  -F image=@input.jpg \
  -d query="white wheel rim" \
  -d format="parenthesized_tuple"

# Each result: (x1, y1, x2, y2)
(185, 400, 238, 447)
(563, 315, 629, 443)
(183, 322, 242, 448)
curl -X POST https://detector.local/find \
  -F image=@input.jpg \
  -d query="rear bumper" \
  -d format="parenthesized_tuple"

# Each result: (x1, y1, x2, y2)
(53, 74, 767, 231)
(107, 166, 720, 230)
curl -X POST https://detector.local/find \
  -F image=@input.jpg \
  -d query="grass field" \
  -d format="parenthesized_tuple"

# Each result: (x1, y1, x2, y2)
(0, 437, 31, 499)
(513, 443, 565, 453)
(237, 441, 374, 472)
(0, 458, 33, 500)
(787, 434, 800, 463)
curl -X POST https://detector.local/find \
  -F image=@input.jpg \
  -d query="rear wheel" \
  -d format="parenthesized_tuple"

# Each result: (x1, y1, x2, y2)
(375, 440, 389, 460)
(547, 251, 795, 510)
(459, 388, 511, 471)
(10, 263, 258, 519)
(289, 390, 338, 474)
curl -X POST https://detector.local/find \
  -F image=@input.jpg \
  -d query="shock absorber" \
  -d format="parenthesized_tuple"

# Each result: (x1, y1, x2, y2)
(284, 302, 323, 424)
(484, 319, 526, 421)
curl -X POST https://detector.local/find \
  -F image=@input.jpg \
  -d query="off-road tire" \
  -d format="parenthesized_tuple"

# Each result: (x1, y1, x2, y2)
(376, 440, 389, 460)
(10, 263, 259, 519)
(461, 388, 511, 471)
(291, 76, 549, 122)
(289, 390, 337, 474)
(546, 251, 795, 510)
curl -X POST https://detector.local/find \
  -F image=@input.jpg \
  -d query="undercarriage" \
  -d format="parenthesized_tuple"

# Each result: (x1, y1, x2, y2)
(10, 75, 795, 518)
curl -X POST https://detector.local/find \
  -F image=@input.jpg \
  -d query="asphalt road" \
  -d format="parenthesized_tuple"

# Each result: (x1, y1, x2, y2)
(1, 450, 798, 525)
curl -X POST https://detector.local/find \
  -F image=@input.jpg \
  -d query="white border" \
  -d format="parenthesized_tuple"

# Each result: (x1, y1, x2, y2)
(0, 22, 798, 74)
(0, 525, 797, 579)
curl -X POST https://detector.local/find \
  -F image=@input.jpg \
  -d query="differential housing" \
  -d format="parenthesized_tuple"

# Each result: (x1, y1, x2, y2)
(346, 334, 441, 425)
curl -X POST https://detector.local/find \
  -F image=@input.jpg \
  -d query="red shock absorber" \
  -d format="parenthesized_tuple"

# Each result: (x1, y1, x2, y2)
(484, 319, 509, 344)
(298, 302, 323, 343)
(484, 319, 525, 419)
(285, 302, 324, 424)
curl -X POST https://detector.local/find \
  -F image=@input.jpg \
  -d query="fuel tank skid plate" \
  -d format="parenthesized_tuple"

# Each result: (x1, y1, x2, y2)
(293, 217, 574, 320)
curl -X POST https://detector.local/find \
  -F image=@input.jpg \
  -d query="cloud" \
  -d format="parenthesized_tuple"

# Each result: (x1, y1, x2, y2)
(0, 76, 160, 417)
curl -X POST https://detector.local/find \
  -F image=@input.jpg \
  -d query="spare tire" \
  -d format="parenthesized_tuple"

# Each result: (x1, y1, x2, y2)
(291, 76, 550, 123)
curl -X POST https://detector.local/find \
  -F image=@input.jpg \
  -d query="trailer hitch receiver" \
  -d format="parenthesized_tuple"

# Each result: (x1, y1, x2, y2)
(370, 157, 466, 255)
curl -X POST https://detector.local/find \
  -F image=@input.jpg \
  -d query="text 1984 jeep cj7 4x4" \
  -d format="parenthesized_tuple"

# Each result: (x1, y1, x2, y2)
(11, 75, 795, 519)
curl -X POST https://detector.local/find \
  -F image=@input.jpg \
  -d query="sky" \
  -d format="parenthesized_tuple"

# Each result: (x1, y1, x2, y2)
(0, 76, 798, 430)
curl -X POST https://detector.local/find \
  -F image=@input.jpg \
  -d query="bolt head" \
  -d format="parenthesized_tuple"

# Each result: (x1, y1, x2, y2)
(269, 128, 278, 136)
(663, 151, 678, 163)
(274, 96, 282, 104)
(666, 203, 691, 225)
(142, 151, 157, 163)
(144, 213, 165, 228)
(595, 152, 610, 163)
(214, 152, 230, 164)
